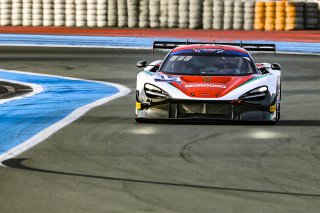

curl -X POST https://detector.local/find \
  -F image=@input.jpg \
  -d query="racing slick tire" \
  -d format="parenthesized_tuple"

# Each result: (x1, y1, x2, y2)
(270, 91, 281, 125)
(277, 85, 281, 121)
(135, 118, 157, 123)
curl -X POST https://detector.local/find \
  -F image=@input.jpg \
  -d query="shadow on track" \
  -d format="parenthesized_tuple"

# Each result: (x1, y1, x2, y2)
(3, 158, 320, 198)
(83, 116, 320, 127)
(276, 120, 320, 127)
(77, 114, 320, 127)
(136, 119, 320, 127)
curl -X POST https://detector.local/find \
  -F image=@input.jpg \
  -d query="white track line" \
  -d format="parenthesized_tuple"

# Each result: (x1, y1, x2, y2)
(0, 69, 131, 165)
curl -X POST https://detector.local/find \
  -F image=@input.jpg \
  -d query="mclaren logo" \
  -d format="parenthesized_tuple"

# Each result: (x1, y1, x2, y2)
(203, 77, 211, 83)
(185, 84, 226, 88)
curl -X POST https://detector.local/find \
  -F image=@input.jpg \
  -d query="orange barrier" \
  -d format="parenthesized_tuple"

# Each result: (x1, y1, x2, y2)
(253, 0, 320, 31)
(254, 1, 265, 30)
(285, 2, 304, 30)
(276, 1, 286, 30)
(265, 1, 276, 31)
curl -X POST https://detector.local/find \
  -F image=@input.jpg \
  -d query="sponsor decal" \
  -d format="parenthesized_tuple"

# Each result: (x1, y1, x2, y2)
(270, 104, 276, 112)
(170, 56, 192, 61)
(193, 48, 224, 54)
(154, 75, 181, 83)
(185, 84, 226, 89)
(136, 102, 141, 110)
(203, 77, 211, 83)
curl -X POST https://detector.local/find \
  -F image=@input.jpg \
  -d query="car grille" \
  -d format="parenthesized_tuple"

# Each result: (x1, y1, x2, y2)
(177, 102, 232, 119)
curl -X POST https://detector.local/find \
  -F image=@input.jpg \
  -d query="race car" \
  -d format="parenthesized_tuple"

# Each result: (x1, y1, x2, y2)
(135, 41, 281, 123)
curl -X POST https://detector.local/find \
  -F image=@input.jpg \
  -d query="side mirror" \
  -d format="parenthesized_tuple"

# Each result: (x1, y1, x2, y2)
(271, 63, 281, 70)
(137, 60, 147, 68)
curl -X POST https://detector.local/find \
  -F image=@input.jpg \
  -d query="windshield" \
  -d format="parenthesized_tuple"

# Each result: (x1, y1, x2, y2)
(160, 55, 256, 76)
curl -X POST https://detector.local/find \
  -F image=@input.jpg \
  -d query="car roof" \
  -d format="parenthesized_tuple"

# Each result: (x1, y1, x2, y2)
(172, 44, 248, 54)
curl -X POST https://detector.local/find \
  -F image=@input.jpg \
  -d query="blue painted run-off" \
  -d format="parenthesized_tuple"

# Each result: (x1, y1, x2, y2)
(0, 34, 319, 54)
(0, 70, 119, 154)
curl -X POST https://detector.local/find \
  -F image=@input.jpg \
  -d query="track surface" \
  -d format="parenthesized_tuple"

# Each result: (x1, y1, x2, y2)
(0, 47, 319, 213)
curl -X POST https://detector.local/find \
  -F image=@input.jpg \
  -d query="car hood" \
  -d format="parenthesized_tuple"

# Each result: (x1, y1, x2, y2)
(165, 75, 255, 98)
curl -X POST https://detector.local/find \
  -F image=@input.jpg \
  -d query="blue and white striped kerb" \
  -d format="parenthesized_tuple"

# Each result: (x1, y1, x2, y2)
(0, 34, 319, 54)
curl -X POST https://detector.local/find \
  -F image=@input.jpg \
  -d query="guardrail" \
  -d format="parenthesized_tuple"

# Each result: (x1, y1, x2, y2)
(0, 0, 319, 30)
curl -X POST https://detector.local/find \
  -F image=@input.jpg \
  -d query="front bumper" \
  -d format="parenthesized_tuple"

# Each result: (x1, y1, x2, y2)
(136, 97, 277, 121)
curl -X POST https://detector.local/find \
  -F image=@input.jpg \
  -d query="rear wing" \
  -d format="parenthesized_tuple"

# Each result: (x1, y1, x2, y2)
(152, 41, 276, 54)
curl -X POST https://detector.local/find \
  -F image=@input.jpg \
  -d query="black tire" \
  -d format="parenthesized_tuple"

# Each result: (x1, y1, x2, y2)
(270, 91, 281, 125)
(135, 90, 140, 101)
(135, 118, 144, 123)
(275, 91, 281, 123)
(277, 101, 281, 121)
(135, 118, 157, 123)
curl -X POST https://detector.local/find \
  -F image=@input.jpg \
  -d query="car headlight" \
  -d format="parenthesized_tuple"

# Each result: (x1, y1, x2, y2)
(144, 83, 169, 99)
(249, 86, 268, 93)
(242, 86, 268, 100)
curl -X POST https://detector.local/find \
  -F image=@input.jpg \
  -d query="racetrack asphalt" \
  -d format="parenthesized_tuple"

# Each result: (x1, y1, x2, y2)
(0, 47, 319, 213)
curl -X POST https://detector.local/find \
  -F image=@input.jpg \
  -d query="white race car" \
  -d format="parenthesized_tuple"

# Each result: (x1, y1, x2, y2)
(135, 41, 281, 123)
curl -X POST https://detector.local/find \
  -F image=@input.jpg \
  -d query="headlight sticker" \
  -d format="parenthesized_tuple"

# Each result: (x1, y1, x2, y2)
(154, 75, 181, 83)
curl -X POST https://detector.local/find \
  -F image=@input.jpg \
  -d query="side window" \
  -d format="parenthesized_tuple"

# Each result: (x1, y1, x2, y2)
(241, 57, 254, 74)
